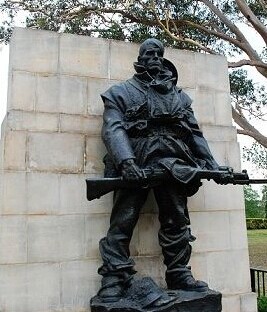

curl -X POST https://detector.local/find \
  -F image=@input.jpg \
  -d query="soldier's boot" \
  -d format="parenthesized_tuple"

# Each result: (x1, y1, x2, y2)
(166, 267, 208, 292)
(97, 274, 132, 302)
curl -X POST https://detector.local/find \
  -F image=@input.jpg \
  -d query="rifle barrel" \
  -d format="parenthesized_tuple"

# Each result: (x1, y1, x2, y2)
(248, 179, 267, 184)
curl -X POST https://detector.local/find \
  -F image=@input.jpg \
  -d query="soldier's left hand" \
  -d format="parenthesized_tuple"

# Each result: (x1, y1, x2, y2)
(121, 159, 143, 181)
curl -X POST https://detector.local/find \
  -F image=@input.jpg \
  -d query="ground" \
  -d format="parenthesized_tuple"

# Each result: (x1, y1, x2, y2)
(247, 229, 267, 270)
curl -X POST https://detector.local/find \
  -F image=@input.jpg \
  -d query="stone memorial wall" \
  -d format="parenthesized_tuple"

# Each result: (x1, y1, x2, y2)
(0, 27, 256, 312)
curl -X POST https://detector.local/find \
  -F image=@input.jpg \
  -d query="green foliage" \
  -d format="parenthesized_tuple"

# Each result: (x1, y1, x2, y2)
(248, 0, 267, 22)
(258, 296, 267, 312)
(244, 186, 265, 218)
(243, 143, 267, 171)
(0, 0, 244, 54)
(246, 218, 267, 230)
(230, 69, 255, 98)
(99, 23, 126, 41)
(230, 69, 267, 119)
(261, 186, 267, 218)
(230, 69, 267, 171)
(0, 0, 265, 57)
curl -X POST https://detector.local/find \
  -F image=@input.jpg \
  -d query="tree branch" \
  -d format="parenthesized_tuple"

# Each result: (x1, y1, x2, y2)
(235, 0, 267, 46)
(198, 0, 247, 41)
(6, 0, 51, 16)
(62, 5, 155, 26)
(179, 19, 248, 51)
(198, 0, 267, 77)
(228, 59, 267, 69)
(232, 106, 267, 148)
(150, 5, 218, 54)
(236, 129, 255, 136)
(237, 105, 267, 120)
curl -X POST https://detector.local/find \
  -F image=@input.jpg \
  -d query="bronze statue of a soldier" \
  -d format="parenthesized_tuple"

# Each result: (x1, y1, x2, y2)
(96, 38, 226, 304)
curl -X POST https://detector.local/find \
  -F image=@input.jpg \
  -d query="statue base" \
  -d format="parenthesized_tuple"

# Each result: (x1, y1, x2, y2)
(90, 278, 222, 312)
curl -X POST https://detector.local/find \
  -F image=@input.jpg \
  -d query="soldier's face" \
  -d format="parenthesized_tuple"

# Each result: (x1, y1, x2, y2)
(139, 47, 164, 74)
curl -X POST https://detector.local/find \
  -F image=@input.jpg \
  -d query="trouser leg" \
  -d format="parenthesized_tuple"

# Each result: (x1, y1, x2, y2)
(98, 187, 149, 288)
(153, 184, 194, 288)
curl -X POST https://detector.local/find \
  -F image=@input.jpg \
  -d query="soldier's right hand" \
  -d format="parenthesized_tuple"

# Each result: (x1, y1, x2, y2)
(121, 159, 143, 181)
(214, 166, 234, 185)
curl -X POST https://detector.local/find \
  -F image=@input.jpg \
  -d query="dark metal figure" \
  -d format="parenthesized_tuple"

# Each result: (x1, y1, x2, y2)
(97, 38, 226, 304)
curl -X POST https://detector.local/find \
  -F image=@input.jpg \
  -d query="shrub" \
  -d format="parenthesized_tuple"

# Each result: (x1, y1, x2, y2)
(258, 296, 267, 312)
(246, 218, 267, 230)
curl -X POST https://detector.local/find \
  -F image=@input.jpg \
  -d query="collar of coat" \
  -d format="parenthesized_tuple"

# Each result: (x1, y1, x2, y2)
(131, 62, 180, 94)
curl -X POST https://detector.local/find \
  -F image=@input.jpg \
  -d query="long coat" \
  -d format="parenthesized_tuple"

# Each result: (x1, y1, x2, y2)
(101, 64, 218, 182)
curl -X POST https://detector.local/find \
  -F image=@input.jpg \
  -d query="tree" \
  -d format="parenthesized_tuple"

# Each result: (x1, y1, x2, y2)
(0, 0, 266, 167)
(244, 185, 264, 218)
(261, 185, 267, 218)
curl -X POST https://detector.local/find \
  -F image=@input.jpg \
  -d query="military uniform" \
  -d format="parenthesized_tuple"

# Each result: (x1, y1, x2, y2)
(98, 58, 219, 295)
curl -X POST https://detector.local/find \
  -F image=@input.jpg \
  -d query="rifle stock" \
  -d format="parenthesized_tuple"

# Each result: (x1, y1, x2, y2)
(86, 168, 171, 200)
(86, 177, 149, 201)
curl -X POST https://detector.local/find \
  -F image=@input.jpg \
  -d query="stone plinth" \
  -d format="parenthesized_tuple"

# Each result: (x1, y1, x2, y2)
(0, 27, 257, 312)
(91, 289, 222, 312)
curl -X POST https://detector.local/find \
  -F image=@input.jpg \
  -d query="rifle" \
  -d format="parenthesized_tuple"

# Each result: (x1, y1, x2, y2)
(86, 167, 267, 201)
